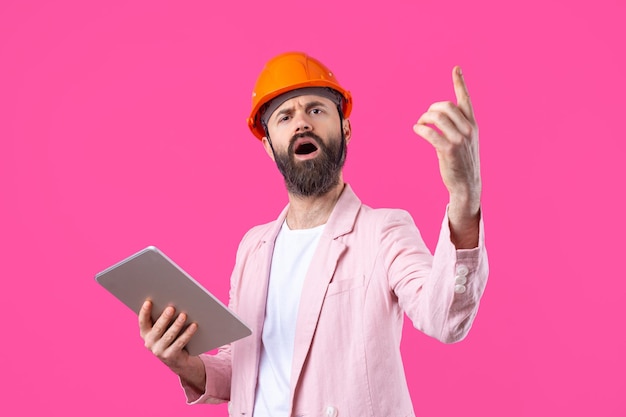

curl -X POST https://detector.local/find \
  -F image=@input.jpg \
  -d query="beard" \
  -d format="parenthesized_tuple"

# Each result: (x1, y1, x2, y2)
(273, 131, 346, 197)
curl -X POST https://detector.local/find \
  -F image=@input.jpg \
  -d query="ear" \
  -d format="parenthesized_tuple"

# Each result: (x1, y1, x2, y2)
(261, 137, 276, 161)
(342, 119, 352, 145)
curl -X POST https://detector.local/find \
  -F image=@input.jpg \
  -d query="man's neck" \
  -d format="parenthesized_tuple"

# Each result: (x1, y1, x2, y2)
(285, 181, 345, 230)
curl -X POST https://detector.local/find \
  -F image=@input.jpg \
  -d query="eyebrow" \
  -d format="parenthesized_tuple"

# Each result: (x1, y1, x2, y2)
(273, 100, 331, 122)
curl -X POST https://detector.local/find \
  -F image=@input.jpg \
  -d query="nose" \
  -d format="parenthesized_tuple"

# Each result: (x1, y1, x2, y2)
(293, 111, 312, 133)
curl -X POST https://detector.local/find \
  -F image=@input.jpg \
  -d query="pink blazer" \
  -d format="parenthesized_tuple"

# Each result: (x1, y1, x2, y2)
(182, 184, 489, 416)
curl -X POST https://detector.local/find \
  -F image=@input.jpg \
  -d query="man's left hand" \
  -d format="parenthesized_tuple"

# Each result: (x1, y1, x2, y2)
(413, 66, 481, 248)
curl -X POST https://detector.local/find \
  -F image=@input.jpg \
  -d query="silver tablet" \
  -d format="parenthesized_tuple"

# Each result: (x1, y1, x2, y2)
(95, 246, 251, 355)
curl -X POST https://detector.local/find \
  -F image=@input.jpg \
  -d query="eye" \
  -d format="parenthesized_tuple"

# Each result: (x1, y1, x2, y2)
(311, 108, 323, 115)
(278, 115, 290, 123)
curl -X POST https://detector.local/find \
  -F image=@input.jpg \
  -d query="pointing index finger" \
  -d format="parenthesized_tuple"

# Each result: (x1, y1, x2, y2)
(453, 66, 474, 121)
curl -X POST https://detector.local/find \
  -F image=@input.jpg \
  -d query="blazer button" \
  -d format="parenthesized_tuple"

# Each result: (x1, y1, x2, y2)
(325, 405, 338, 417)
(456, 264, 469, 277)
(455, 275, 467, 285)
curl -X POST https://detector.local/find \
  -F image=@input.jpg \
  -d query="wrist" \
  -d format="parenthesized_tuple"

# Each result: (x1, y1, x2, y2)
(176, 355, 206, 394)
(448, 190, 481, 219)
(447, 192, 481, 249)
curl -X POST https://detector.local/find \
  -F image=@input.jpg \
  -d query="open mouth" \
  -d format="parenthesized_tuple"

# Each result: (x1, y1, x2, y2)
(295, 142, 318, 155)
(293, 137, 320, 157)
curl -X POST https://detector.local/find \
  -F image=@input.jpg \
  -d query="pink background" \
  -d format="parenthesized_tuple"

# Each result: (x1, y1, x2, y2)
(1, 0, 624, 415)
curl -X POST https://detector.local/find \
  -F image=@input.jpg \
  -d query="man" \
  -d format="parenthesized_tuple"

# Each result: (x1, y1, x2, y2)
(139, 52, 488, 416)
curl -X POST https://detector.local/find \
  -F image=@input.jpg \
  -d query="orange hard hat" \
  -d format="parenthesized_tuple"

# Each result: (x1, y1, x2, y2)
(247, 52, 353, 140)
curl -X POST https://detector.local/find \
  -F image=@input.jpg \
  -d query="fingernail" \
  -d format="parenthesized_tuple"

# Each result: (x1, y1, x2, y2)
(458, 67, 463, 76)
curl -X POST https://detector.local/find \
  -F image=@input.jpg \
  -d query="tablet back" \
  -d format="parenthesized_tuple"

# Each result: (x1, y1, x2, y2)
(95, 246, 251, 355)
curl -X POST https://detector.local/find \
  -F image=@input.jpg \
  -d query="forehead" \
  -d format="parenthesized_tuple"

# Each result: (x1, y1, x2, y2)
(273, 94, 336, 114)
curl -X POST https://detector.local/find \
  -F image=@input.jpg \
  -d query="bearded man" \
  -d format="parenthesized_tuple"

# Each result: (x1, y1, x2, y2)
(139, 52, 489, 417)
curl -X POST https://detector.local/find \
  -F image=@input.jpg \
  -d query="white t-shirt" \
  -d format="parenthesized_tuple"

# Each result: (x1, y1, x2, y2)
(253, 220, 325, 417)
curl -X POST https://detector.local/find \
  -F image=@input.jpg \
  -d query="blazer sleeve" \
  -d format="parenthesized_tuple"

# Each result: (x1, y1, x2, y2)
(180, 345, 232, 404)
(384, 207, 488, 343)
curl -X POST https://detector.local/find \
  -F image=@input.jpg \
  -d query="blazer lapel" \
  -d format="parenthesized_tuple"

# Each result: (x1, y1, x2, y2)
(288, 184, 362, 405)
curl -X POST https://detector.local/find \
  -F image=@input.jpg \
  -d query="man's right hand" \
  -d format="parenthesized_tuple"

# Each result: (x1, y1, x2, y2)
(139, 300, 206, 391)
